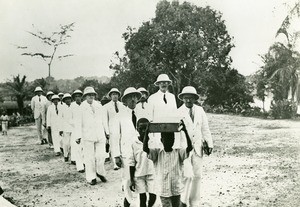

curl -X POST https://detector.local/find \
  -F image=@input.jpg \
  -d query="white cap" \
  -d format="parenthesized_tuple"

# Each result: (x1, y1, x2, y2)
(137, 87, 149, 95)
(51, 95, 60, 101)
(108, 88, 121, 97)
(34, 86, 43, 92)
(46, 91, 54, 97)
(154, 74, 172, 85)
(83, 87, 97, 97)
(62, 93, 72, 100)
(72, 89, 83, 98)
(178, 86, 199, 100)
(121, 87, 141, 102)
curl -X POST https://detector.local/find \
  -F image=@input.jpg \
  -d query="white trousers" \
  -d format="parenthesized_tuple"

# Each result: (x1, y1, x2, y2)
(63, 132, 71, 158)
(109, 132, 121, 166)
(82, 140, 106, 182)
(35, 117, 43, 141)
(181, 152, 203, 207)
(51, 130, 61, 153)
(121, 157, 134, 204)
(70, 134, 77, 162)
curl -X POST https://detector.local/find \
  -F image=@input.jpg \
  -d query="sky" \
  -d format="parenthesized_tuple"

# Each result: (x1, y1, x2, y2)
(0, 0, 298, 82)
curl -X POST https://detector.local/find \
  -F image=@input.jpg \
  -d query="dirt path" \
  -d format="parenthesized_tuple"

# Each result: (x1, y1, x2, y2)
(0, 114, 299, 207)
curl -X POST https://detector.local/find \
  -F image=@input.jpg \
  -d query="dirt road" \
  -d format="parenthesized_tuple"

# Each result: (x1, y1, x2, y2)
(0, 114, 299, 206)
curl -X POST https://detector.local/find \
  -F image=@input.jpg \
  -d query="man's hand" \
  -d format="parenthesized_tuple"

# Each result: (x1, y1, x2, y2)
(76, 138, 81, 144)
(115, 156, 122, 168)
(59, 131, 63, 136)
(129, 180, 136, 192)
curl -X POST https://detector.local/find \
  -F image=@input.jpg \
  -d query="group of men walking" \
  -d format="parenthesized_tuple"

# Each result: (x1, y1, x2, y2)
(30, 74, 213, 207)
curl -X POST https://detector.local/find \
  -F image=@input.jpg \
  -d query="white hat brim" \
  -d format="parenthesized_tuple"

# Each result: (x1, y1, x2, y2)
(121, 92, 142, 102)
(178, 93, 199, 100)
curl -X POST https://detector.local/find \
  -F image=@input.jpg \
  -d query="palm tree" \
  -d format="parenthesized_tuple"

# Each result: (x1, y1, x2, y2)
(4, 75, 29, 114)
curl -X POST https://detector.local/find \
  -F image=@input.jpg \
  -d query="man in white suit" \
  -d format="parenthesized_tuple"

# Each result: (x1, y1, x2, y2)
(104, 88, 124, 170)
(177, 86, 213, 207)
(70, 90, 84, 172)
(60, 93, 73, 162)
(46, 95, 63, 156)
(44, 91, 54, 147)
(31, 86, 48, 144)
(116, 87, 142, 207)
(75, 87, 109, 185)
(135, 87, 151, 119)
(148, 74, 177, 120)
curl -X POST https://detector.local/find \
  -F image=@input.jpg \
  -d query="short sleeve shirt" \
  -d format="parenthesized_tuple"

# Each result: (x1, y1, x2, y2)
(148, 148, 187, 197)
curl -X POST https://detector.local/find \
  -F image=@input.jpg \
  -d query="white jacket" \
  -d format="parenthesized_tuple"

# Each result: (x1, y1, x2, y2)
(104, 100, 124, 136)
(46, 104, 63, 131)
(61, 104, 73, 133)
(118, 107, 140, 158)
(177, 104, 213, 156)
(31, 95, 47, 120)
(75, 100, 108, 142)
(147, 90, 177, 121)
(135, 102, 151, 120)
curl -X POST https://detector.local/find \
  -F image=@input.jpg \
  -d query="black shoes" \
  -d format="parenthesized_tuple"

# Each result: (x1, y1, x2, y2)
(55, 152, 61, 156)
(71, 161, 76, 165)
(64, 157, 69, 162)
(78, 169, 85, 173)
(41, 139, 48, 145)
(96, 173, 107, 183)
(89, 179, 97, 185)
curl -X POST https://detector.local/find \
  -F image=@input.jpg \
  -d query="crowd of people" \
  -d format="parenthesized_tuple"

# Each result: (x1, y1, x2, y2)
(30, 73, 214, 207)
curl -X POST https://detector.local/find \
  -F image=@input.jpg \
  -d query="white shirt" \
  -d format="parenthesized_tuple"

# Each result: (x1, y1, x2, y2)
(104, 100, 124, 135)
(31, 95, 47, 119)
(178, 104, 213, 156)
(70, 102, 82, 138)
(61, 104, 73, 133)
(75, 100, 108, 142)
(118, 107, 140, 158)
(147, 90, 177, 121)
(46, 104, 63, 131)
(135, 101, 151, 120)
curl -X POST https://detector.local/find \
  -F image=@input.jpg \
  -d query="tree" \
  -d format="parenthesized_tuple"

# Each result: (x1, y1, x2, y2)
(17, 23, 75, 77)
(110, 0, 252, 107)
(4, 75, 29, 114)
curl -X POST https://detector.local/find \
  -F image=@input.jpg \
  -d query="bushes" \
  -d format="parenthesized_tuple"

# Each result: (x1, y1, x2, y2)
(269, 100, 297, 119)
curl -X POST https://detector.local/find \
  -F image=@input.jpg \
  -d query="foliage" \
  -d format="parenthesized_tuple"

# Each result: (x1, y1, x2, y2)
(110, 0, 253, 108)
(260, 42, 300, 101)
(17, 23, 75, 77)
(79, 79, 112, 100)
(4, 75, 30, 114)
(270, 99, 297, 119)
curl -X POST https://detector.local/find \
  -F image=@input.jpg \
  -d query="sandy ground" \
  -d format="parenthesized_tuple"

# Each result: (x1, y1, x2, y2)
(0, 113, 300, 207)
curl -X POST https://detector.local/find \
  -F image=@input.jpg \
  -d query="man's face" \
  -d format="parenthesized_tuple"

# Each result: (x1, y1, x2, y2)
(182, 94, 197, 108)
(124, 94, 139, 110)
(158, 81, 170, 93)
(137, 120, 149, 142)
(36, 91, 42, 96)
(52, 99, 59, 105)
(59, 95, 63, 100)
(110, 92, 119, 102)
(73, 94, 82, 104)
(86, 94, 95, 104)
(47, 95, 53, 101)
(64, 97, 72, 105)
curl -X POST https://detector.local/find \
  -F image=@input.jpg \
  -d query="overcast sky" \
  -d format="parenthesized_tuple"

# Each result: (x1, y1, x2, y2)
(0, 0, 297, 82)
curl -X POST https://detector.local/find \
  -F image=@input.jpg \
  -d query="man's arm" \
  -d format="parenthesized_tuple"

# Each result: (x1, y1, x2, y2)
(181, 121, 193, 154)
(143, 125, 150, 154)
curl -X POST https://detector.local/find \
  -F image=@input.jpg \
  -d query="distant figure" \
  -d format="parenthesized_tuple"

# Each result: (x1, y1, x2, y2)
(47, 95, 63, 156)
(104, 88, 124, 170)
(45, 91, 54, 147)
(31, 86, 48, 144)
(58, 92, 64, 106)
(1, 111, 9, 135)
(136, 87, 151, 119)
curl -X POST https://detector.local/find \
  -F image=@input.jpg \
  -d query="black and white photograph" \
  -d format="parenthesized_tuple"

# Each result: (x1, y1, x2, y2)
(0, 0, 300, 206)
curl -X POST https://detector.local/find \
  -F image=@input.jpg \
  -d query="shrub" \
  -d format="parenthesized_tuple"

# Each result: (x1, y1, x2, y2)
(270, 99, 297, 119)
